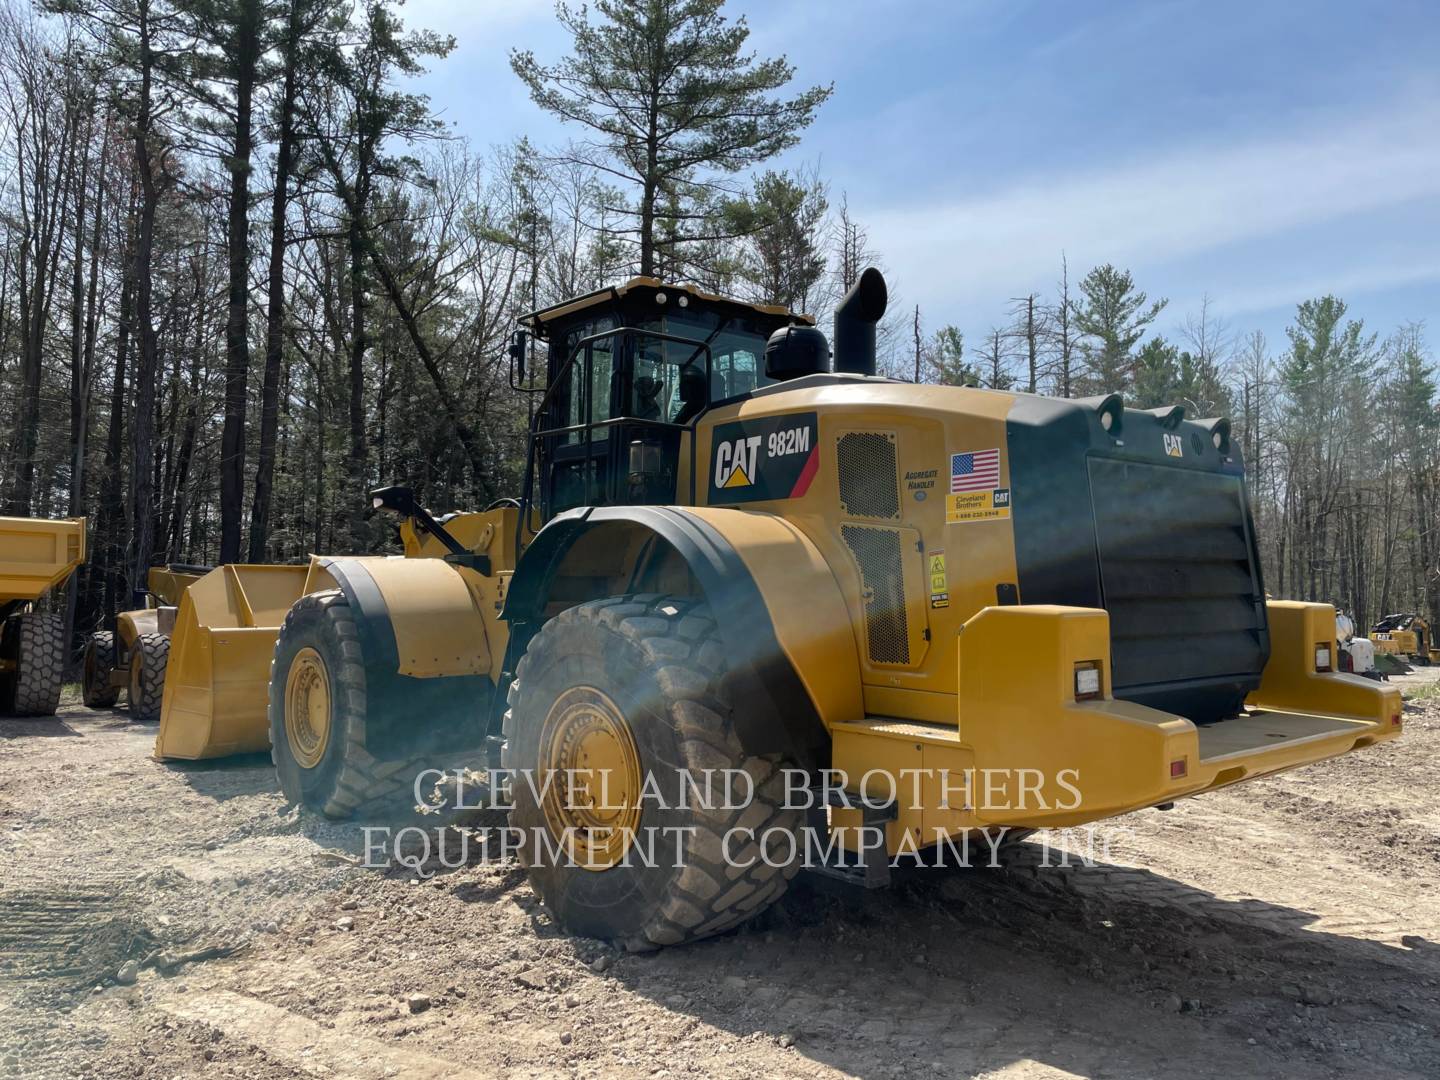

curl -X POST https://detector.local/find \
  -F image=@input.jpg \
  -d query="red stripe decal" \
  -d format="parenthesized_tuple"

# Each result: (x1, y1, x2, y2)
(790, 446, 820, 498)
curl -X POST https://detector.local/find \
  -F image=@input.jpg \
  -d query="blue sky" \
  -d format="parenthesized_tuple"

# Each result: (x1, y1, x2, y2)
(402, 0, 1440, 356)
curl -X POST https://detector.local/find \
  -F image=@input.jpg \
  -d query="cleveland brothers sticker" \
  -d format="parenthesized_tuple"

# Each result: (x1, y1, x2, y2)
(709, 412, 819, 505)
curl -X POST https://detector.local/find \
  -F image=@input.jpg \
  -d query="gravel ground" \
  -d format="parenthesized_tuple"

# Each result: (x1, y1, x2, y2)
(0, 681, 1436, 1079)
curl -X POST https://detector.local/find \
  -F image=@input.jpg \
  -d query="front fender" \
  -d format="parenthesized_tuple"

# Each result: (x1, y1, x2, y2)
(306, 556, 494, 761)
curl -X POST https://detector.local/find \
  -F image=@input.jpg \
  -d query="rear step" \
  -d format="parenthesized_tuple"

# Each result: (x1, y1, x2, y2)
(1193, 708, 1381, 790)
(1198, 709, 1372, 760)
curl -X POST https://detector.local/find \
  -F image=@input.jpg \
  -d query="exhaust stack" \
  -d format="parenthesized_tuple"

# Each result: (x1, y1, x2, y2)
(833, 266, 888, 376)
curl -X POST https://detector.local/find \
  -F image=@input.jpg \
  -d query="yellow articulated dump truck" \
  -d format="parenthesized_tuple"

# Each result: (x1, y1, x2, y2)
(0, 515, 85, 717)
(245, 270, 1399, 950)
(82, 564, 209, 720)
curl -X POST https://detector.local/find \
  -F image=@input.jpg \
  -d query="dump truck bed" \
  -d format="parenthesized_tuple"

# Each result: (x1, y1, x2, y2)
(0, 516, 85, 607)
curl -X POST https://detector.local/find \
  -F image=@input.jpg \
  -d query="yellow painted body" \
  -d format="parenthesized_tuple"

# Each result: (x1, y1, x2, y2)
(830, 600, 1400, 852)
(0, 516, 85, 605)
(154, 565, 311, 760)
(385, 507, 518, 682)
(693, 382, 1020, 720)
(114, 567, 205, 656)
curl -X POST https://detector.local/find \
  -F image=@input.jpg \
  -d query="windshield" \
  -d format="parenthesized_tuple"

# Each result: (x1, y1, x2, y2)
(634, 308, 774, 416)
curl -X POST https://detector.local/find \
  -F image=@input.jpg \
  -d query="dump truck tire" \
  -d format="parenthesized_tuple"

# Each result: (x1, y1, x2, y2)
(503, 595, 802, 951)
(2, 612, 65, 717)
(269, 589, 432, 822)
(127, 633, 169, 722)
(82, 631, 121, 708)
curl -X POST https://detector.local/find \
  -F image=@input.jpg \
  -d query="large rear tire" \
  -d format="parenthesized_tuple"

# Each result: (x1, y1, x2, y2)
(83, 631, 121, 708)
(269, 590, 433, 822)
(127, 633, 169, 722)
(503, 595, 802, 951)
(1, 612, 64, 717)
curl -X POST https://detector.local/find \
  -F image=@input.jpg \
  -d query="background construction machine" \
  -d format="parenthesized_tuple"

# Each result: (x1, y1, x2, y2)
(242, 270, 1402, 951)
(0, 516, 85, 717)
(82, 564, 208, 720)
(1368, 612, 1440, 665)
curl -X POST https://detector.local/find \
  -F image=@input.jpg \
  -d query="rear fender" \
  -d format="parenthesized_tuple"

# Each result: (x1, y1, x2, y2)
(502, 506, 863, 769)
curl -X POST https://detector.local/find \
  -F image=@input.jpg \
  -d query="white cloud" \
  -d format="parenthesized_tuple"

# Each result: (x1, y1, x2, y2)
(862, 94, 1440, 316)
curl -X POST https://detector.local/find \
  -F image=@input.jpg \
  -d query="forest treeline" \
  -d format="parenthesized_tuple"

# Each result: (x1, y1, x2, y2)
(0, 0, 1434, 648)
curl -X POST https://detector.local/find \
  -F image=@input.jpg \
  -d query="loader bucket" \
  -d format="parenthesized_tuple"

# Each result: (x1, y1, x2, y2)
(0, 516, 85, 607)
(154, 564, 310, 760)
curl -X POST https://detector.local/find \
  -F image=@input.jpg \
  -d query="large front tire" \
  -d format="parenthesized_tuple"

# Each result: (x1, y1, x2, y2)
(503, 595, 802, 951)
(83, 631, 121, 708)
(127, 633, 169, 722)
(269, 590, 431, 821)
(1, 612, 64, 717)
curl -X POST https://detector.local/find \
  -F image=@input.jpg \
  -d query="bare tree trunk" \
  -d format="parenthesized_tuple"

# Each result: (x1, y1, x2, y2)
(218, 0, 261, 563)
(129, 0, 162, 605)
(248, 0, 301, 562)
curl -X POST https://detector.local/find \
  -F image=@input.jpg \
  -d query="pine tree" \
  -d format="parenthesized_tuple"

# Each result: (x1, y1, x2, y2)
(1073, 263, 1167, 394)
(511, 0, 830, 278)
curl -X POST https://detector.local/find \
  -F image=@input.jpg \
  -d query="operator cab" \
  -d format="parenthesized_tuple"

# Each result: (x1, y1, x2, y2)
(514, 279, 811, 522)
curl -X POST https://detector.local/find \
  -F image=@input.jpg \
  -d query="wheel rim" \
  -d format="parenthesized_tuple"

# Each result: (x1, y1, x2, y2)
(284, 647, 332, 769)
(128, 646, 143, 705)
(539, 686, 643, 871)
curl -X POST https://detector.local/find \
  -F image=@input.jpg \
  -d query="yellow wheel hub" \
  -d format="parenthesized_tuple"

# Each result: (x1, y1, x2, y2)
(539, 686, 643, 871)
(284, 647, 332, 770)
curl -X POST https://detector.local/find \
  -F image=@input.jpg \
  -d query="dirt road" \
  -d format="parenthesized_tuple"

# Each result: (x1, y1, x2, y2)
(1, 686, 1436, 1080)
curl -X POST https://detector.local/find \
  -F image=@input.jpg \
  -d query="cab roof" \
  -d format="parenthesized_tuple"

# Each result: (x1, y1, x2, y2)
(519, 277, 813, 339)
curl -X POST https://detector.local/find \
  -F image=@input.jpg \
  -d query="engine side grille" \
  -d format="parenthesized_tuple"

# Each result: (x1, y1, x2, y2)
(837, 432, 900, 520)
(841, 524, 910, 664)
(1088, 458, 1266, 712)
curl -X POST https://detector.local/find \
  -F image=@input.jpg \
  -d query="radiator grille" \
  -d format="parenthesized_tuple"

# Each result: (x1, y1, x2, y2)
(841, 524, 910, 664)
(837, 432, 900, 520)
(1088, 459, 1266, 707)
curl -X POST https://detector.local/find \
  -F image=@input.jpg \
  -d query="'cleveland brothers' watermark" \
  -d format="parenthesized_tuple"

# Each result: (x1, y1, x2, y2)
(354, 765, 1133, 876)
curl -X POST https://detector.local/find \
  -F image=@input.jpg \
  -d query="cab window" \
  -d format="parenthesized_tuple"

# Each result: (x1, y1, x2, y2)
(634, 309, 773, 410)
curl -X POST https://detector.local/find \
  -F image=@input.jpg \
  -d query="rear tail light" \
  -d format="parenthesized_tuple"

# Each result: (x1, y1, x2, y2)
(1170, 758, 1188, 779)
(1074, 661, 1102, 700)
(1391, 712, 1402, 727)
(1314, 644, 1332, 672)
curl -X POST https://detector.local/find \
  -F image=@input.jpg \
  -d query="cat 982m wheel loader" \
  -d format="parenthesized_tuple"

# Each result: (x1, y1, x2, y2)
(265, 270, 1403, 950)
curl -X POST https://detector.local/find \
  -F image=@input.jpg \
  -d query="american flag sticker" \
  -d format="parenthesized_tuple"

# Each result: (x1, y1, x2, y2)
(950, 449, 1001, 493)
(947, 448, 1010, 523)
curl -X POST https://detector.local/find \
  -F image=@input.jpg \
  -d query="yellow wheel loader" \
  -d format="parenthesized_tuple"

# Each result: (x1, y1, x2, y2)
(82, 564, 209, 720)
(0, 515, 85, 717)
(1368, 613, 1440, 665)
(262, 270, 1401, 950)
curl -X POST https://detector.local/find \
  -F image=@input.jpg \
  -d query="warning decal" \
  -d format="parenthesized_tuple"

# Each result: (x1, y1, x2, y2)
(708, 412, 820, 505)
(928, 550, 949, 609)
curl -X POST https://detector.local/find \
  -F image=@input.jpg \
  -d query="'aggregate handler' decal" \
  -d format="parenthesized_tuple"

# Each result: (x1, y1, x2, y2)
(708, 412, 819, 505)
